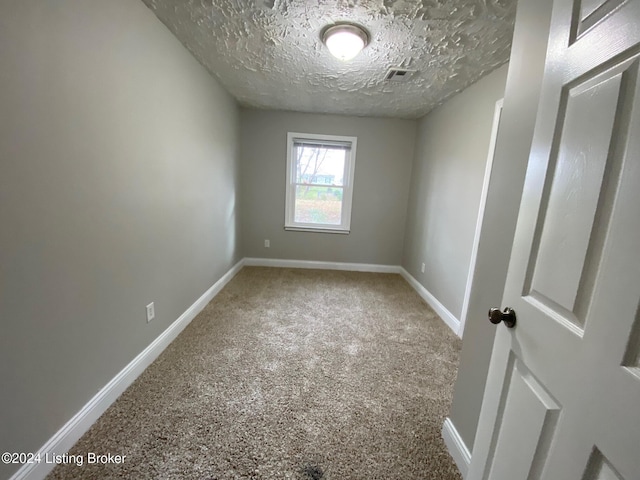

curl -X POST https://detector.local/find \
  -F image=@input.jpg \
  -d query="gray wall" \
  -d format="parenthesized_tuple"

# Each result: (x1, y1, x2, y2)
(240, 109, 416, 265)
(0, 1, 240, 476)
(402, 65, 508, 320)
(448, 0, 554, 453)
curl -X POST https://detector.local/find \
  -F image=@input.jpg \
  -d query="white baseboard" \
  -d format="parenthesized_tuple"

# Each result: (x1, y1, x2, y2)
(442, 417, 471, 478)
(9, 258, 460, 480)
(399, 268, 460, 336)
(244, 259, 460, 336)
(244, 257, 401, 274)
(9, 260, 244, 480)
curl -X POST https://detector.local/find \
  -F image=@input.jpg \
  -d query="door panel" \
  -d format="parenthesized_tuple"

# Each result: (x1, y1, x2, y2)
(486, 357, 561, 480)
(467, 0, 640, 479)
(526, 62, 626, 326)
(583, 449, 625, 480)
(622, 308, 640, 369)
(572, 0, 629, 41)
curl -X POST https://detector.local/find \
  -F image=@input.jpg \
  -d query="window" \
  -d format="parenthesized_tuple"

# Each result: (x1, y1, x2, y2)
(285, 132, 357, 233)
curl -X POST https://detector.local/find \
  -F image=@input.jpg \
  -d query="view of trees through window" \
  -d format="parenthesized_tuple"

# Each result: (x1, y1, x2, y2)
(293, 143, 347, 225)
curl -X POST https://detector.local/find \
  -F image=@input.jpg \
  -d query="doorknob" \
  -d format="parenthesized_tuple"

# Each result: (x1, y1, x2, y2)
(488, 307, 516, 328)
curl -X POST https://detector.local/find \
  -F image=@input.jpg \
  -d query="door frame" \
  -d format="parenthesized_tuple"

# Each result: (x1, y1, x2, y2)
(442, 0, 556, 475)
(458, 98, 504, 337)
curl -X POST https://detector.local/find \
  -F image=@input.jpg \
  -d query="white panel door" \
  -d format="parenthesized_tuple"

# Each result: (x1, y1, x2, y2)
(468, 0, 640, 479)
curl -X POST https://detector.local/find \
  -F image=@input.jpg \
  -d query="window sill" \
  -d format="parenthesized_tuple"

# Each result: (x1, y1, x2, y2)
(284, 226, 350, 235)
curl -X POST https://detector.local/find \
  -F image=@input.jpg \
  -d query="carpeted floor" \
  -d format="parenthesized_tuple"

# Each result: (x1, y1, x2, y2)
(48, 267, 463, 480)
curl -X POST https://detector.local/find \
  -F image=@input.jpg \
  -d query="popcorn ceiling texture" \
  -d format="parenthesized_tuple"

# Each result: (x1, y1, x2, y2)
(141, 0, 516, 118)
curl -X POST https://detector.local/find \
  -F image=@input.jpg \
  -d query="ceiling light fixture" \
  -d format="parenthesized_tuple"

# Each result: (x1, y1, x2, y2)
(322, 23, 369, 61)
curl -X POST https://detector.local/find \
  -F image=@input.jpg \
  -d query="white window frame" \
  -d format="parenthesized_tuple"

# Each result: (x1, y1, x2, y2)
(285, 132, 358, 234)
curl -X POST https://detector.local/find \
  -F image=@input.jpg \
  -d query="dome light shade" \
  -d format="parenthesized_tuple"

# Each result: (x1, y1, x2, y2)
(322, 24, 369, 61)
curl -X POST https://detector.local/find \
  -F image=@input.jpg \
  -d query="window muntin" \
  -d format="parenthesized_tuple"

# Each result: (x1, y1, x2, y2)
(285, 133, 357, 233)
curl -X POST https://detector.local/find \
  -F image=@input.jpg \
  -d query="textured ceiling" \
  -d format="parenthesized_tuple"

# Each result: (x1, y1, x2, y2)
(142, 0, 516, 119)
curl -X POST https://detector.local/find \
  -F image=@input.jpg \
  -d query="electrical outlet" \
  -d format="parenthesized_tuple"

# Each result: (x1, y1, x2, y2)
(146, 302, 155, 323)
(264, 239, 270, 248)
(421, 263, 425, 273)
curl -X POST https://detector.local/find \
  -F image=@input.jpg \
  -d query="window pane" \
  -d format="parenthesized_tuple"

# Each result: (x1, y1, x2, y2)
(294, 145, 346, 186)
(294, 185, 343, 225)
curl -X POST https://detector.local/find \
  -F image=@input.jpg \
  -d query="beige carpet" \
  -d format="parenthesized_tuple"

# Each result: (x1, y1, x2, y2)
(48, 267, 463, 480)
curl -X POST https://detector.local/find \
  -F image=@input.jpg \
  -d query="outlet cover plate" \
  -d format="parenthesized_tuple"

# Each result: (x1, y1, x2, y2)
(146, 302, 155, 323)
